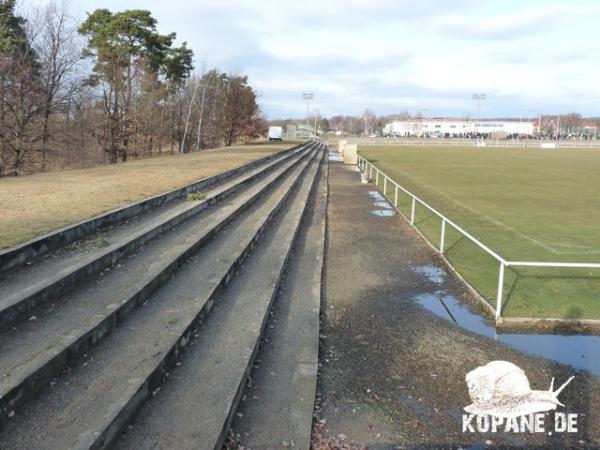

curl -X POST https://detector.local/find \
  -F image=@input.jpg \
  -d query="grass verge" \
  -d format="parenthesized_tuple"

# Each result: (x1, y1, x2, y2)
(0, 143, 296, 249)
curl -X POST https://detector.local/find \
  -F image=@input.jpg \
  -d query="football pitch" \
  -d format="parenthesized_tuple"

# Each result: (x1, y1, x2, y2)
(359, 144, 600, 320)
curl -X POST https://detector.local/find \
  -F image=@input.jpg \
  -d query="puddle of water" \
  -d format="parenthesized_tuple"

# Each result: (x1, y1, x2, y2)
(367, 191, 386, 202)
(371, 210, 396, 217)
(414, 265, 447, 284)
(374, 200, 392, 209)
(328, 153, 343, 161)
(415, 292, 600, 378)
(369, 191, 396, 217)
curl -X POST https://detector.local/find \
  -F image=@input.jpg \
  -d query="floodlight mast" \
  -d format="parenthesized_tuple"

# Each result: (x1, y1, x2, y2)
(472, 93, 486, 137)
(302, 92, 314, 137)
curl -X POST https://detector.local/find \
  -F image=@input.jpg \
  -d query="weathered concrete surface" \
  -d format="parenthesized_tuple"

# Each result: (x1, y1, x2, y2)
(0, 149, 322, 450)
(338, 140, 347, 157)
(114, 151, 324, 450)
(0, 146, 316, 428)
(0, 143, 304, 274)
(230, 154, 327, 449)
(343, 144, 358, 165)
(314, 159, 600, 449)
(0, 144, 312, 331)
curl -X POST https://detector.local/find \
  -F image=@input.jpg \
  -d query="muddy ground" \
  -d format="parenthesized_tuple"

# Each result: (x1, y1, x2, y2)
(314, 160, 600, 449)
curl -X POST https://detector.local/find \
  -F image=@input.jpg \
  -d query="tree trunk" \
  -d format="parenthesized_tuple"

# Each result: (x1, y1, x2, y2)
(41, 108, 51, 172)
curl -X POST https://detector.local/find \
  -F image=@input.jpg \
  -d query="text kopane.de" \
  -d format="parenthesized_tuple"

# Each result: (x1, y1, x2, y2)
(462, 413, 578, 433)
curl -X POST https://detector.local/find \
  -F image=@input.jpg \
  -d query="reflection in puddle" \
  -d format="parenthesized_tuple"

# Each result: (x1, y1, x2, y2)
(328, 153, 343, 161)
(374, 201, 392, 209)
(369, 191, 396, 217)
(415, 292, 600, 377)
(414, 265, 447, 284)
(371, 210, 396, 217)
(368, 191, 386, 202)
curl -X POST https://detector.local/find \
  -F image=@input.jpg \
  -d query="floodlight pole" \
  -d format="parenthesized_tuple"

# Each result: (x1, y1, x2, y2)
(302, 92, 314, 137)
(417, 108, 428, 138)
(472, 93, 486, 138)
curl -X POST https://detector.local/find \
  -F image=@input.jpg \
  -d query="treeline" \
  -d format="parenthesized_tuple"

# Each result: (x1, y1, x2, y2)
(324, 111, 600, 138)
(0, 1, 265, 176)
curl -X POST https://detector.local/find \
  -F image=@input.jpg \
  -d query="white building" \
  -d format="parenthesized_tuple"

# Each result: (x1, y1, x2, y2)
(383, 119, 535, 138)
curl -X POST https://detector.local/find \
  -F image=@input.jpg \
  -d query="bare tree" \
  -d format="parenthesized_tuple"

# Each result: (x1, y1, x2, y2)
(0, 5, 266, 175)
(30, 1, 82, 171)
(0, 0, 42, 176)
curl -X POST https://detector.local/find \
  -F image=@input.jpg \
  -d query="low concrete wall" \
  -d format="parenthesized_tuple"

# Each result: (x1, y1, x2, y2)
(338, 140, 347, 157)
(0, 143, 305, 274)
(343, 144, 358, 164)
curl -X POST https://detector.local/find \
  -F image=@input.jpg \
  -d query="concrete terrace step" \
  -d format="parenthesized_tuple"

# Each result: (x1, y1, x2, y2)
(0, 143, 314, 330)
(0, 145, 318, 426)
(0, 143, 305, 274)
(231, 153, 328, 449)
(0, 145, 323, 450)
(114, 146, 325, 450)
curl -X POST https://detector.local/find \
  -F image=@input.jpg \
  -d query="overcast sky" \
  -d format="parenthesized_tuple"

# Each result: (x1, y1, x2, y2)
(31, 0, 600, 119)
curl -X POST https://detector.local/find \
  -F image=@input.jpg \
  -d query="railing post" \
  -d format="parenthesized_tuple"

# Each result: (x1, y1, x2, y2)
(410, 197, 416, 224)
(496, 262, 505, 319)
(394, 185, 398, 207)
(376, 169, 379, 186)
(440, 218, 446, 253)
(383, 176, 387, 197)
(369, 164, 373, 181)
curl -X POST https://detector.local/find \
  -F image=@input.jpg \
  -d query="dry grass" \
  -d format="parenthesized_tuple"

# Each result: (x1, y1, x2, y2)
(0, 143, 297, 249)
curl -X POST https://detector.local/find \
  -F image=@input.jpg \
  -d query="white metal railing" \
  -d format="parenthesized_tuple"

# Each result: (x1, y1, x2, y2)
(357, 154, 600, 319)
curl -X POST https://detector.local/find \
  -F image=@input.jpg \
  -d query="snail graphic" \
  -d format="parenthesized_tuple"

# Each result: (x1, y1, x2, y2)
(464, 361, 574, 419)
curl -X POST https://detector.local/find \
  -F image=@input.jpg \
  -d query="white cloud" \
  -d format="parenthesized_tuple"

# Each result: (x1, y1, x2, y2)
(61, 0, 600, 117)
(427, 4, 600, 40)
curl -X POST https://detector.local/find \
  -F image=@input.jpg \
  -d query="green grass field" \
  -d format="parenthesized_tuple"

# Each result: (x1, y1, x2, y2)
(360, 145, 600, 320)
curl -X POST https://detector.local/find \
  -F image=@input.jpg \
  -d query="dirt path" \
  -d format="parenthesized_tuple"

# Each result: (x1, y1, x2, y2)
(314, 159, 600, 449)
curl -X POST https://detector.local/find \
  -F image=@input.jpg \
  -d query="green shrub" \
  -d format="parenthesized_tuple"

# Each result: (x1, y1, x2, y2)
(187, 192, 206, 201)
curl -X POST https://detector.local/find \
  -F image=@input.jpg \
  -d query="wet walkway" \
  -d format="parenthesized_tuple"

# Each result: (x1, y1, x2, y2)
(314, 157, 600, 448)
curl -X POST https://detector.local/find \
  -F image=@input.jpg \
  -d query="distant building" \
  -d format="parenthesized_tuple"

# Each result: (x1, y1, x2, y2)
(296, 123, 315, 138)
(286, 125, 297, 139)
(383, 119, 535, 138)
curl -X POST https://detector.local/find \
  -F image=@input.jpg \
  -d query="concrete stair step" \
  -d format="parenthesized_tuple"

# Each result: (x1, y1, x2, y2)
(0, 146, 322, 450)
(0, 143, 312, 330)
(0, 145, 318, 426)
(114, 146, 325, 450)
(0, 144, 304, 274)
(231, 154, 327, 450)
